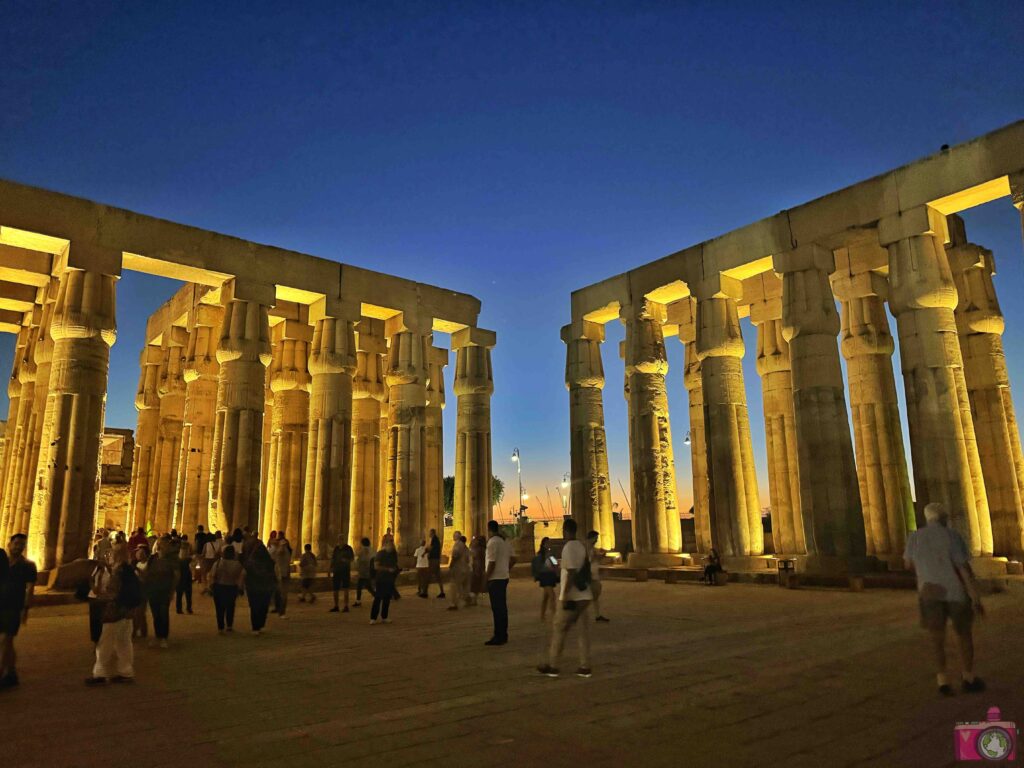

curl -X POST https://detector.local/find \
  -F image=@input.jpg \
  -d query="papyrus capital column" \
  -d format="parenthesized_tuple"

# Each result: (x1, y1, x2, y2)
(1011, 172, 1023, 246)
(562, 320, 612, 550)
(777, 246, 865, 561)
(695, 287, 762, 558)
(880, 206, 992, 555)
(453, 326, 495, 541)
(151, 329, 187, 533)
(0, 321, 32, 541)
(424, 345, 448, 544)
(303, 308, 356, 558)
(127, 344, 162, 533)
(352, 318, 387, 546)
(620, 300, 680, 560)
(209, 280, 272, 536)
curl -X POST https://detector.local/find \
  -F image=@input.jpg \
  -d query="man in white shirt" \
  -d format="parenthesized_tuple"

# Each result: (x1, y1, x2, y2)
(414, 540, 430, 597)
(484, 520, 514, 645)
(539, 518, 592, 678)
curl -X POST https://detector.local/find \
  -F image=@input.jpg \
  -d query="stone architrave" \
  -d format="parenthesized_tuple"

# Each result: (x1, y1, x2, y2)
(126, 344, 162, 532)
(385, 317, 429, 558)
(424, 345, 448, 542)
(175, 303, 223, 534)
(620, 300, 681, 559)
(832, 260, 915, 560)
(208, 281, 272, 536)
(351, 319, 387, 546)
(778, 247, 865, 561)
(0, 322, 30, 540)
(266, 319, 311, 548)
(880, 207, 992, 556)
(29, 265, 118, 569)
(695, 291, 763, 558)
(453, 326, 495, 542)
(561, 321, 613, 551)
(151, 331, 186, 533)
(749, 285, 805, 557)
(949, 231, 1024, 557)
(302, 313, 356, 559)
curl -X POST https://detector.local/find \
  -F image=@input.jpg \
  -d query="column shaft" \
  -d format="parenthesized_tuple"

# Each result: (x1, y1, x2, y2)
(682, 342, 711, 554)
(127, 345, 161, 532)
(351, 319, 386, 546)
(152, 336, 185, 533)
(454, 328, 495, 541)
(424, 346, 448, 540)
(0, 324, 30, 540)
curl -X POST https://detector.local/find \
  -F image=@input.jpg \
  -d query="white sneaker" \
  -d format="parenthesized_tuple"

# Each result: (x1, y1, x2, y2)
(382, 618, 392, 624)
(252, 630, 261, 636)
(159, 640, 169, 649)
(369, 619, 377, 625)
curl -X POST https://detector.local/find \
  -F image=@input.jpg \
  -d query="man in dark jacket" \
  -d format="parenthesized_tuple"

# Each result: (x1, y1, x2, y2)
(143, 537, 178, 648)
(427, 528, 446, 599)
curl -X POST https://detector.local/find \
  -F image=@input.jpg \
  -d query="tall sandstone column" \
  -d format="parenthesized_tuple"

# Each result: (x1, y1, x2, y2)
(880, 207, 992, 556)
(695, 291, 762, 558)
(561, 321, 613, 551)
(949, 232, 1024, 557)
(259, 367, 274, 536)
(424, 345, 448, 541)
(778, 247, 865, 561)
(152, 332, 186, 533)
(620, 301, 680, 560)
(29, 265, 117, 568)
(127, 345, 161, 532)
(683, 340, 711, 554)
(266, 320, 311, 548)
(1012, 174, 1023, 247)
(175, 303, 223, 534)
(453, 327, 495, 541)
(209, 282, 271, 536)
(379, 385, 390, 540)
(832, 266, 915, 559)
(351, 319, 386, 545)
(303, 313, 356, 558)
(0, 322, 30, 540)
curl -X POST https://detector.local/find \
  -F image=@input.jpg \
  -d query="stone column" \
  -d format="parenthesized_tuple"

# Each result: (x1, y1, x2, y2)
(208, 281, 272, 537)
(683, 340, 711, 555)
(351, 319, 386, 546)
(0, 322, 30, 540)
(385, 317, 429, 559)
(175, 303, 223, 534)
(151, 331, 186, 533)
(378, 384, 390, 542)
(266, 319, 311, 548)
(453, 327, 495, 541)
(561, 321, 613, 551)
(750, 297, 805, 557)
(880, 207, 992, 555)
(302, 312, 356, 559)
(126, 344, 161, 532)
(424, 345, 448, 542)
(832, 269, 915, 560)
(949, 234, 1024, 557)
(258, 367, 274, 538)
(1012, 173, 1023, 247)
(29, 265, 117, 569)
(620, 301, 681, 561)
(778, 247, 865, 562)
(695, 291, 762, 558)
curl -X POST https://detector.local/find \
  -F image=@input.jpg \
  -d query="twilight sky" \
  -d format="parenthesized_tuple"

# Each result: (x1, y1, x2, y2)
(1, 2, 1023, 522)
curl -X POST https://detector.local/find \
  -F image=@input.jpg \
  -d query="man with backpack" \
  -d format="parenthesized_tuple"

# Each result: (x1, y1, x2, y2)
(538, 518, 592, 678)
(87, 542, 140, 685)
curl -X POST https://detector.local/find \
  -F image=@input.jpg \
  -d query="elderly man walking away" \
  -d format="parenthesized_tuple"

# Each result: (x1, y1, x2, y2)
(904, 502, 986, 696)
(538, 518, 592, 678)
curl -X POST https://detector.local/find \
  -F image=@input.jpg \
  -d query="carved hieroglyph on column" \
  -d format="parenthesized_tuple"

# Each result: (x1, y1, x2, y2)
(385, 319, 428, 558)
(778, 247, 865, 560)
(881, 207, 992, 556)
(259, 366, 274, 533)
(562, 321, 613, 551)
(351, 319, 386, 546)
(209, 283, 271, 536)
(750, 292, 805, 556)
(175, 303, 222, 533)
(453, 327, 495, 542)
(29, 266, 117, 568)
(832, 264, 915, 559)
(695, 292, 762, 557)
(127, 345, 161, 532)
(151, 332, 186, 533)
(620, 301, 680, 557)
(379, 383, 390, 539)
(424, 345, 448, 541)
(950, 231, 1024, 557)
(0, 322, 31, 540)
(265, 320, 311, 548)
(303, 313, 355, 558)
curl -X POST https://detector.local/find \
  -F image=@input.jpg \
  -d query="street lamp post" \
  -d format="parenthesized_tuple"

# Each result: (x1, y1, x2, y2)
(511, 447, 526, 535)
(560, 472, 570, 518)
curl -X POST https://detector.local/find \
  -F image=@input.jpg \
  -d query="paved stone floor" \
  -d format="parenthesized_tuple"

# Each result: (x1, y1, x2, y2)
(4, 579, 1024, 768)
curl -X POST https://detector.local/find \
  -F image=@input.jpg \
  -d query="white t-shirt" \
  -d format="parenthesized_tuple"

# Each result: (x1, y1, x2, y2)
(559, 539, 593, 601)
(485, 535, 512, 580)
(203, 540, 219, 559)
(414, 546, 429, 569)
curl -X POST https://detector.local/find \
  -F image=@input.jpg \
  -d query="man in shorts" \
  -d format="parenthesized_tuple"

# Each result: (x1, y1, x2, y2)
(0, 533, 38, 688)
(904, 502, 985, 696)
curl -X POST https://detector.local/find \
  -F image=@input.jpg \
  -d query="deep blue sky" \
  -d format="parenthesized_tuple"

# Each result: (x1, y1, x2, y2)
(1, 2, 1022, 520)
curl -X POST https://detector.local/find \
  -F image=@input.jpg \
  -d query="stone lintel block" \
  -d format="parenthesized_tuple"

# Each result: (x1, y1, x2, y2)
(690, 272, 742, 302)
(618, 298, 666, 325)
(225, 277, 276, 306)
(833, 240, 889, 277)
(560, 319, 604, 344)
(65, 241, 122, 276)
(1010, 171, 1024, 208)
(877, 205, 948, 247)
(272, 319, 313, 343)
(308, 294, 359, 325)
(428, 346, 449, 367)
(142, 344, 164, 365)
(947, 243, 989, 273)
(618, 339, 626, 360)
(385, 310, 430, 337)
(748, 296, 782, 326)
(664, 297, 696, 329)
(452, 326, 496, 349)
(741, 271, 783, 308)
(830, 270, 888, 301)
(355, 317, 387, 354)
(773, 243, 834, 274)
(165, 325, 189, 347)
(946, 213, 968, 247)
(191, 303, 223, 328)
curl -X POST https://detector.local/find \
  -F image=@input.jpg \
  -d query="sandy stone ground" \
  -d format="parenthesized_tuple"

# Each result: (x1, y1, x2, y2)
(4, 579, 1023, 768)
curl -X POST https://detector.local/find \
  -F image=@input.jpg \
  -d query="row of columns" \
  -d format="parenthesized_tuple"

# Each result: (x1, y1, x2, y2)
(565, 207, 1024, 566)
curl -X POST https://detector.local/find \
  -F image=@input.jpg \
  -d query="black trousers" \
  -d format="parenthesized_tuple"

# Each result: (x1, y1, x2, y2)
(176, 564, 193, 612)
(212, 584, 238, 630)
(88, 599, 104, 644)
(249, 589, 273, 631)
(371, 577, 394, 620)
(488, 579, 509, 641)
(355, 577, 374, 601)
(148, 592, 171, 639)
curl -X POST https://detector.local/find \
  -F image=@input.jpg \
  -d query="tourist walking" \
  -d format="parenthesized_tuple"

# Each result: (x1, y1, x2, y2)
(354, 537, 375, 607)
(414, 539, 430, 597)
(201, 531, 222, 592)
(586, 530, 609, 622)
(904, 502, 986, 695)
(209, 546, 245, 633)
(131, 546, 149, 639)
(144, 537, 178, 648)
(703, 548, 722, 586)
(93, 529, 112, 564)
(427, 528, 446, 599)
(270, 533, 292, 617)
(469, 534, 486, 606)
(87, 543, 141, 685)
(0, 534, 37, 688)
(329, 536, 354, 613)
(447, 532, 470, 610)
(539, 518, 592, 678)
(370, 538, 399, 624)
(532, 537, 559, 622)
(484, 520, 515, 646)
(244, 543, 277, 635)
(175, 534, 194, 614)
(299, 544, 318, 603)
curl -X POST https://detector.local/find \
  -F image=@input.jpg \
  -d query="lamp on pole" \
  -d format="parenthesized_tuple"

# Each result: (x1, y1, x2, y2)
(560, 472, 570, 518)
(511, 447, 526, 534)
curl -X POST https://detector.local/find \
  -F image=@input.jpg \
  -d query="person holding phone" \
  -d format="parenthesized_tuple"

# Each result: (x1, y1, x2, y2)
(538, 518, 592, 678)
(531, 537, 559, 622)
